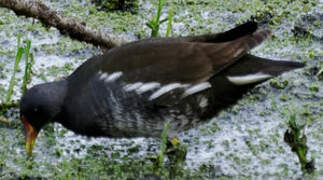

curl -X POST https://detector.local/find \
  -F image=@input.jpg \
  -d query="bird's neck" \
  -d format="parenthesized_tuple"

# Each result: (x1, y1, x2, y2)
(47, 80, 68, 122)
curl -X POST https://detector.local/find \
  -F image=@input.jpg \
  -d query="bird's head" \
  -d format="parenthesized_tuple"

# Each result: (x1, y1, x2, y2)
(20, 81, 66, 155)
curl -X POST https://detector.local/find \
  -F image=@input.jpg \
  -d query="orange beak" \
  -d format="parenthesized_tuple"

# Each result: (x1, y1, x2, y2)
(21, 115, 38, 155)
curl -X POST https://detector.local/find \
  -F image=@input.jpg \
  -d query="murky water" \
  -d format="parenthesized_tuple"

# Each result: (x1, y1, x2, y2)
(0, 0, 322, 179)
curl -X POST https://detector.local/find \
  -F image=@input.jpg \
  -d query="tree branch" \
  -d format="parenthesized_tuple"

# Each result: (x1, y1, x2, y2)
(0, 0, 131, 49)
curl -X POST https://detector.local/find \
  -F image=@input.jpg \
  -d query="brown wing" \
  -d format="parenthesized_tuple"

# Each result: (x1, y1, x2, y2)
(98, 29, 271, 85)
(67, 25, 271, 107)
(132, 21, 258, 44)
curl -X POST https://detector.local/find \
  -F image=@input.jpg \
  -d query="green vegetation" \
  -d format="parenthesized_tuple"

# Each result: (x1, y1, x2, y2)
(165, 8, 173, 38)
(159, 120, 170, 168)
(22, 40, 34, 94)
(91, 0, 139, 12)
(6, 33, 23, 102)
(5, 34, 34, 102)
(146, 0, 173, 37)
(284, 114, 315, 174)
(1, 34, 33, 125)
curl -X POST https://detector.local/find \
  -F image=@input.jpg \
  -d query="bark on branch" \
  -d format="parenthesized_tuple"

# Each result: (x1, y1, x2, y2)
(0, 0, 130, 49)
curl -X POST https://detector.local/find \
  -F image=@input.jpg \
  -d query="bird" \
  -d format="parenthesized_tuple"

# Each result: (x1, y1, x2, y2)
(20, 21, 304, 155)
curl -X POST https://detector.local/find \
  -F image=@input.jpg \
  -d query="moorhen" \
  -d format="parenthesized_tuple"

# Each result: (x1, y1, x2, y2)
(20, 22, 304, 155)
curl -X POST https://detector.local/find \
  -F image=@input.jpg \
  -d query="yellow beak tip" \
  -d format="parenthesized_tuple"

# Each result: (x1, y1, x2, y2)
(26, 142, 35, 156)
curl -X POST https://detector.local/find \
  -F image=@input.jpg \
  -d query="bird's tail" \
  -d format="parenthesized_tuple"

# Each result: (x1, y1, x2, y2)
(223, 54, 305, 85)
(205, 54, 305, 118)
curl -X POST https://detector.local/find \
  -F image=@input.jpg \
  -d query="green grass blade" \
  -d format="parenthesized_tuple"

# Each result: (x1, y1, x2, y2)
(149, 0, 165, 37)
(22, 40, 32, 93)
(6, 47, 24, 102)
(17, 33, 22, 49)
(159, 120, 170, 166)
(165, 8, 173, 38)
(29, 53, 34, 77)
(156, 0, 163, 24)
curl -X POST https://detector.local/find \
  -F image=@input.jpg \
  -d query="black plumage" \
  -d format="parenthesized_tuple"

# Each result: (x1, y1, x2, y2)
(20, 22, 304, 155)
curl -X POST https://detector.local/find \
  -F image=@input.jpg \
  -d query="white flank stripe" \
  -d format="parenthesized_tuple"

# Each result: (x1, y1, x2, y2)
(124, 82, 143, 91)
(233, 47, 245, 58)
(136, 82, 161, 94)
(227, 72, 272, 85)
(106, 72, 123, 81)
(199, 96, 208, 108)
(183, 82, 211, 97)
(149, 83, 185, 100)
(99, 72, 108, 80)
